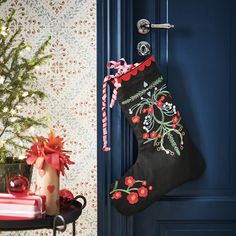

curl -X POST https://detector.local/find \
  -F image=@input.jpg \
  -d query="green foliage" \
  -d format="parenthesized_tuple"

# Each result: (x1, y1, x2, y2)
(0, 7, 52, 163)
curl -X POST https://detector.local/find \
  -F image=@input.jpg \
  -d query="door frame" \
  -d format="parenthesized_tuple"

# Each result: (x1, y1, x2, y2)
(97, 1, 135, 235)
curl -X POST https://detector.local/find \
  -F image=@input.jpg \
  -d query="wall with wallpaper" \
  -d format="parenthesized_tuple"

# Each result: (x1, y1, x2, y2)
(0, 0, 97, 235)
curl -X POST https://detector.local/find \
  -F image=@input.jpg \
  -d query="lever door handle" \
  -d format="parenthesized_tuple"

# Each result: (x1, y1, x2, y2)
(137, 19, 174, 34)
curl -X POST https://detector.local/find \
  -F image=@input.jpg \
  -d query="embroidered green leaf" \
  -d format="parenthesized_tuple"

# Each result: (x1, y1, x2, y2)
(122, 76, 163, 105)
(167, 132, 181, 156)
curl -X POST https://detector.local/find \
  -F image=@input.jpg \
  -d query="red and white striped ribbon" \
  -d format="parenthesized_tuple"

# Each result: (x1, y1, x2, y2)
(102, 58, 136, 152)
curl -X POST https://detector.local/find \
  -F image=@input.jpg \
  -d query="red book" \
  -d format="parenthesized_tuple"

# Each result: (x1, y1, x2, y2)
(0, 193, 46, 220)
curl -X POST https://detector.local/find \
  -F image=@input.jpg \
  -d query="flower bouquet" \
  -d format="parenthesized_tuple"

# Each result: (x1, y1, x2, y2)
(26, 130, 74, 215)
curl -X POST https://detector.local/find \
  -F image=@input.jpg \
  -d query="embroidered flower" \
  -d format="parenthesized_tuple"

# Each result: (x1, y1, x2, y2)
(125, 176, 136, 187)
(127, 192, 139, 204)
(160, 96, 165, 101)
(150, 131, 157, 138)
(131, 115, 140, 123)
(138, 187, 148, 198)
(156, 100, 163, 108)
(113, 191, 122, 200)
(172, 116, 179, 124)
(110, 177, 152, 205)
(143, 133, 149, 139)
(147, 106, 154, 114)
(128, 83, 184, 156)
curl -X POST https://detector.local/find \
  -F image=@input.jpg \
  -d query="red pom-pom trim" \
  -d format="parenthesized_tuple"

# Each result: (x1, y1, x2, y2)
(113, 56, 155, 84)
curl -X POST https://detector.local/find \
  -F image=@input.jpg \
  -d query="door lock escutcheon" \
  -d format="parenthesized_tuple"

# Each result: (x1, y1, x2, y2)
(137, 19, 174, 34)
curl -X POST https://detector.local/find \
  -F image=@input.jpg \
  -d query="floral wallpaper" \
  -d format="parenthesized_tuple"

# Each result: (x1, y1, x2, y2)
(0, 0, 97, 235)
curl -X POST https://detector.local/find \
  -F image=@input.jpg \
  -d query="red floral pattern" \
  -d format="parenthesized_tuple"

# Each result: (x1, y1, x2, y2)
(113, 191, 122, 200)
(131, 115, 140, 124)
(125, 176, 136, 187)
(110, 176, 153, 205)
(128, 83, 185, 156)
(127, 192, 139, 204)
(138, 187, 148, 197)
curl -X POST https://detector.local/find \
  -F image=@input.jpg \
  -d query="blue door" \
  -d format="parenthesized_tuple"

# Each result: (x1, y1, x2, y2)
(97, 1, 236, 235)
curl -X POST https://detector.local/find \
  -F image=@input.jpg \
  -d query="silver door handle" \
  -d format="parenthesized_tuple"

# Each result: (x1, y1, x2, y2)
(137, 19, 174, 34)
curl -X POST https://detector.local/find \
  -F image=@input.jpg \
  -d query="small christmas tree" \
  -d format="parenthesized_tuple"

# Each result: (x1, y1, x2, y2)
(0, 3, 51, 163)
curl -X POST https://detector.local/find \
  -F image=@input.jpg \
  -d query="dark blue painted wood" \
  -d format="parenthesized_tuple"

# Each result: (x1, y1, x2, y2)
(97, 0, 236, 235)
(97, 1, 134, 235)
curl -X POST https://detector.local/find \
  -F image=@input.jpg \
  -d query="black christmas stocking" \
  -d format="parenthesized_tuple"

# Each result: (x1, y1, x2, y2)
(102, 55, 205, 216)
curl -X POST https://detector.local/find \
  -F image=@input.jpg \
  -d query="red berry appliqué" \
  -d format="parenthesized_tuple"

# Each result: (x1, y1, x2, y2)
(127, 192, 139, 204)
(125, 176, 136, 187)
(132, 115, 140, 123)
(110, 176, 153, 205)
(113, 191, 122, 200)
(150, 131, 157, 138)
(172, 116, 178, 124)
(147, 106, 154, 114)
(156, 100, 163, 108)
(143, 133, 149, 139)
(138, 187, 148, 198)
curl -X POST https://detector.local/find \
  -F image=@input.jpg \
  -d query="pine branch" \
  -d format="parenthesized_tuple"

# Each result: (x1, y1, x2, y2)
(0, 5, 52, 162)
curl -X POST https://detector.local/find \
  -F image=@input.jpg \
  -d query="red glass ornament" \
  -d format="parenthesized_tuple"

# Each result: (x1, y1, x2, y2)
(7, 175, 29, 195)
(59, 189, 74, 210)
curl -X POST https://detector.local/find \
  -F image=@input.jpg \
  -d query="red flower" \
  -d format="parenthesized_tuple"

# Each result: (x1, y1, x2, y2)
(172, 116, 179, 124)
(127, 192, 139, 204)
(26, 130, 74, 176)
(143, 133, 149, 140)
(160, 96, 165, 101)
(125, 176, 136, 187)
(142, 181, 147, 186)
(150, 131, 157, 138)
(138, 187, 148, 198)
(172, 124, 176, 129)
(132, 115, 140, 123)
(147, 106, 154, 114)
(156, 100, 163, 108)
(157, 133, 162, 138)
(148, 186, 153, 190)
(113, 191, 122, 200)
(142, 109, 147, 113)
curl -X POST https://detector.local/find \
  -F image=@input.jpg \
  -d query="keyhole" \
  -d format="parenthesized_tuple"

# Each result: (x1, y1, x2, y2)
(137, 41, 151, 56)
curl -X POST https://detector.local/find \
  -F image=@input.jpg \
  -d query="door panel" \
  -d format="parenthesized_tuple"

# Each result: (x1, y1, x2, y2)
(97, 0, 236, 235)
(132, 0, 236, 235)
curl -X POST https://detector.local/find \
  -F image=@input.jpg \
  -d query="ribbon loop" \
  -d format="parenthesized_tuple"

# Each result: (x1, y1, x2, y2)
(102, 59, 137, 152)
